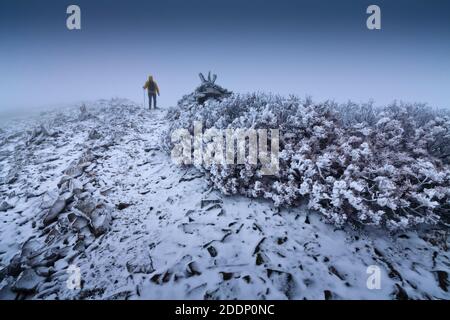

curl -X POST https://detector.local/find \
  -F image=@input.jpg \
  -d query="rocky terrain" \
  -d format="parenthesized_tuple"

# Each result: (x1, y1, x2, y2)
(0, 99, 449, 300)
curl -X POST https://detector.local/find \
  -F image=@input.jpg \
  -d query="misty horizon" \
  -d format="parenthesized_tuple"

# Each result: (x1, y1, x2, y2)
(1, 0, 450, 114)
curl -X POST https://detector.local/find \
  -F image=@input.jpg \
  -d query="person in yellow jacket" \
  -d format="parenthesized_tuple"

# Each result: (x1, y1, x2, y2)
(143, 75, 160, 109)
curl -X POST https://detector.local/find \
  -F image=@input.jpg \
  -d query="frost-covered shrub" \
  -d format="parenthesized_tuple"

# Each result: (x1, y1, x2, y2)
(164, 92, 450, 230)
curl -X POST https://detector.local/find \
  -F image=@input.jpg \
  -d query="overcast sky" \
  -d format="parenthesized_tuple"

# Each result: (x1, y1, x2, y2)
(1, 0, 449, 114)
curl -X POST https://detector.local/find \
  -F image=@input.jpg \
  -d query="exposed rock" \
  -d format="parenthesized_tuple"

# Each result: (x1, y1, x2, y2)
(0, 285, 16, 300)
(266, 269, 296, 299)
(435, 270, 449, 292)
(393, 284, 409, 300)
(7, 254, 23, 277)
(57, 175, 72, 188)
(194, 72, 232, 104)
(75, 200, 97, 215)
(116, 202, 132, 210)
(328, 266, 345, 281)
(68, 212, 90, 231)
(39, 191, 59, 210)
(423, 230, 449, 251)
(324, 290, 333, 300)
(21, 238, 44, 259)
(69, 179, 84, 195)
(220, 272, 234, 281)
(105, 290, 133, 300)
(39, 123, 57, 137)
(180, 223, 199, 234)
(64, 165, 84, 178)
(201, 198, 222, 209)
(207, 246, 217, 257)
(43, 198, 66, 226)
(126, 256, 154, 274)
(204, 203, 222, 211)
(26, 123, 57, 145)
(253, 237, 266, 254)
(34, 247, 63, 268)
(178, 72, 232, 106)
(186, 261, 202, 277)
(0, 200, 14, 212)
(4, 170, 18, 184)
(35, 267, 53, 277)
(90, 206, 111, 237)
(12, 269, 44, 293)
(179, 171, 204, 182)
(88, 129, 102, 140)
(255, 252, 267, 266)
(0, 267, 6, 282)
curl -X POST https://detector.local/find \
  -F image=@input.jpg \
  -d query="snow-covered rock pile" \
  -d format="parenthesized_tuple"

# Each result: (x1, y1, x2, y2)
(165, 93, 450, 230)
(0, 99, 142, 298)
(177, 72, 232, 107)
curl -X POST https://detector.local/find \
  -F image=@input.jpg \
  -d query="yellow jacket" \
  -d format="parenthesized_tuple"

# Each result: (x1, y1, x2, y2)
(143, 76, 160, 95)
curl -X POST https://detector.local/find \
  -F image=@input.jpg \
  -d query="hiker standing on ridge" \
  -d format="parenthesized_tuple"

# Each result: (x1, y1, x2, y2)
(143, 75, 160, 109)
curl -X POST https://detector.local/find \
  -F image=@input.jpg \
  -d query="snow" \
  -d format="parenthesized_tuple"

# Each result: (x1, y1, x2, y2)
(0, 99, 449, 300)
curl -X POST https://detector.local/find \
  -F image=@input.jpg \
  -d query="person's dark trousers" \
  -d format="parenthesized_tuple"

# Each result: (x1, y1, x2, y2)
(148, 93, 157, 109)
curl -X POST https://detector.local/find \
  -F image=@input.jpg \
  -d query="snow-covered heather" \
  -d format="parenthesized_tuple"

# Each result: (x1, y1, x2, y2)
(165, 93, 450, 230)
(0, 99, 449, 300)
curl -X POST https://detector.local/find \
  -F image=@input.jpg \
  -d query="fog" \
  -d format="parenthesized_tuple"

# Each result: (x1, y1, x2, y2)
(1, 0, 450, 119)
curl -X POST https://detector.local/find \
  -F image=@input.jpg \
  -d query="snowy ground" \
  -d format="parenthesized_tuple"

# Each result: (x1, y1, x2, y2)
(0, 99, 449, 300)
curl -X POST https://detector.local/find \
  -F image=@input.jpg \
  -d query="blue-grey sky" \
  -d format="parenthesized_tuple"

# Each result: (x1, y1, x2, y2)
(1, 0, 449, 113)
